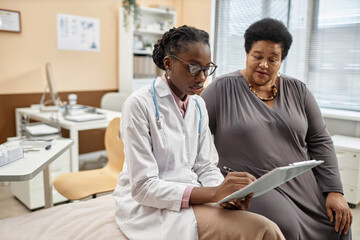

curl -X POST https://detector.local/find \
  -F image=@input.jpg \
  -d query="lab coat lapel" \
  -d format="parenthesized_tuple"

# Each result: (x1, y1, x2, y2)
(184, 96, 195, 121)
(154, 76, 172, 98)
(155, 76, 187, 125)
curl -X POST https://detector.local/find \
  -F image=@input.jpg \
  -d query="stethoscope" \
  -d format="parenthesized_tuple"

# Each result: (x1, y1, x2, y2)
(151, 79, 202, 135)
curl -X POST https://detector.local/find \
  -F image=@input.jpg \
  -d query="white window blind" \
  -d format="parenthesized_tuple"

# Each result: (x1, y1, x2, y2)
(307, 0, 360, 111)
(213, 0, 360, 112)
(213, 0, 289, 78)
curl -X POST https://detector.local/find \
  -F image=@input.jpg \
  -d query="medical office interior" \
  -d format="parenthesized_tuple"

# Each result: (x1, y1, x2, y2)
(0, 0, 360, 238)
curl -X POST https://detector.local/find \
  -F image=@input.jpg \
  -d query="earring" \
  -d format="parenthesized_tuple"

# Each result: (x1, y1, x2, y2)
(277, 72, 281, 77)
(166, 70, 171, 80)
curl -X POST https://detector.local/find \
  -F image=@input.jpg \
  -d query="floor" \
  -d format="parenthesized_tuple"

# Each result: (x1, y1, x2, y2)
(351, 205, 360, 239)
(0, 182, 359, 239)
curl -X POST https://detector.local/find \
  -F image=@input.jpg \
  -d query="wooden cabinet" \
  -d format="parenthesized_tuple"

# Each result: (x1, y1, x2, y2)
(119, 6, 177, 95)
(332, 135, 360, 208)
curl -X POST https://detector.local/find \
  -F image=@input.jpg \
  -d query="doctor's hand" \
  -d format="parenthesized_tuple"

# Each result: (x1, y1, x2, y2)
(220, 193, 254, 210)
(189, 172, 256, 206)
(216, 172, 256, 210)
(326, 192, 352, 235)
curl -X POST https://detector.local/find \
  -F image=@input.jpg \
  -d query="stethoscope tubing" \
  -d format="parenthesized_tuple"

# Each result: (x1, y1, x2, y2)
(151, 79, 202, 135)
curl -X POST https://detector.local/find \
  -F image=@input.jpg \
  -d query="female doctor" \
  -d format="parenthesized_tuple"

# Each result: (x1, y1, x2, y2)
(113, 25, 284, 240)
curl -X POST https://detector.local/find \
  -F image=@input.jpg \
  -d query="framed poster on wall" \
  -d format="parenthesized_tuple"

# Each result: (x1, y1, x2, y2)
(57, 13, 100, 52)
(0, 9, 21, 33)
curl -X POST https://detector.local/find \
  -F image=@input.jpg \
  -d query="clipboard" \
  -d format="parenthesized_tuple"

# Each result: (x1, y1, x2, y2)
(216, 160, 324, 205)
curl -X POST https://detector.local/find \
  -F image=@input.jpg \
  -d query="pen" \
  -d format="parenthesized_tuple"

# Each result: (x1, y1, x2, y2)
(223, 166, 236, 173)
(24, 149, 40, 153)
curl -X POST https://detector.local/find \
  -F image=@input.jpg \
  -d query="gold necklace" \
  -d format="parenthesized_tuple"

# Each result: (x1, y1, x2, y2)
(245, 74, 278, 101)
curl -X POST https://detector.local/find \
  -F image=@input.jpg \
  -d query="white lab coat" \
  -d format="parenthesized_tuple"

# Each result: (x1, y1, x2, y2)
(113, 77, 224, 240)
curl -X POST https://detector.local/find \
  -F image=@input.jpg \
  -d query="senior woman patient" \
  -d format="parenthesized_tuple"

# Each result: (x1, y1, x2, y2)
(113, 25, 284, 240)
(201, 18, 353, 239)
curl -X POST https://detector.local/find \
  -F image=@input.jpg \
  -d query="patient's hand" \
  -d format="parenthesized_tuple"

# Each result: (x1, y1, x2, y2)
(220, 193, 254, 210)
(325, 192, 352, 235)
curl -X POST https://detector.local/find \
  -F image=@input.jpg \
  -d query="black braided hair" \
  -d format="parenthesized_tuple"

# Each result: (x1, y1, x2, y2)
(244, 18, 293, 61)
(152, 25, 210, 70)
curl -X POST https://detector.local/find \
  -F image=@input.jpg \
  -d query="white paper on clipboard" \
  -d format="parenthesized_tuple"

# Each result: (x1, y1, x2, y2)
(216, 160, 324, 205)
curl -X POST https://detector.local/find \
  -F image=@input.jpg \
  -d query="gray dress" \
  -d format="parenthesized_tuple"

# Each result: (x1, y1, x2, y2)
(201, 71, 351, 240)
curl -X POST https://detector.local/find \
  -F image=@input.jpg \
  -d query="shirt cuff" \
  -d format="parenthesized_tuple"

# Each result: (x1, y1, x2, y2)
(181, 186, 194, 209)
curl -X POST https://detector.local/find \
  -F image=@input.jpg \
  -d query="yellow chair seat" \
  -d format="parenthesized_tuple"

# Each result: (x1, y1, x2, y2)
(53, 166, 119, 200)
(53, 117, 124, 201)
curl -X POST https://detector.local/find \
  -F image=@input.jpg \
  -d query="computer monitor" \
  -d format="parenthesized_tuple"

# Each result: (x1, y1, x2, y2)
(40, 62, 62, 110)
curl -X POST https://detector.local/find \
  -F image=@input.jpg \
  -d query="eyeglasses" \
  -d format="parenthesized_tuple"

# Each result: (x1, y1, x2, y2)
(169, 55, 218, 77)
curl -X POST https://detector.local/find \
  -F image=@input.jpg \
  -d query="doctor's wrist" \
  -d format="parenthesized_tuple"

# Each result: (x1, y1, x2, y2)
(189, 187, 218, 204)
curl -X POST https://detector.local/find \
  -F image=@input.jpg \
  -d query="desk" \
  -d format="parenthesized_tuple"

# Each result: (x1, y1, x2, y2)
(15, 107, 121, 172)
(0, 139, 73, 208)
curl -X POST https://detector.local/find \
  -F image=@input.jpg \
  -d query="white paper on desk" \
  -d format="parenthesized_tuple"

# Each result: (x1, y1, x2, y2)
(64, 113, 106, 122)
(25, 124, 60, 135)
(216, 160, 324, 205)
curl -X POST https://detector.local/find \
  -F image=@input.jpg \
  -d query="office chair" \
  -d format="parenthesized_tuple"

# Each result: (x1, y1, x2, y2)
(100, 92, 129, 112)
(80, 92, 128, 170)
(53, 117, 124, 200)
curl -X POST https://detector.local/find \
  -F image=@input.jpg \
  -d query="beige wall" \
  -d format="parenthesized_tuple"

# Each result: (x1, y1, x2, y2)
(181, 0, 212, 33)
(0, 0, 122, 94)
(0, 0, 211, 95)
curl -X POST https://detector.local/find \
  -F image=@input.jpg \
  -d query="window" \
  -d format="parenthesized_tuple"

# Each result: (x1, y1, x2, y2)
(308, 0, 360, 111)
(213, 0, 360, 112)
(213, 0, 289, 78)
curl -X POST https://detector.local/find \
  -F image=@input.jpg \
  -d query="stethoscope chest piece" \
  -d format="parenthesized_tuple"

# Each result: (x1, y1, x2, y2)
(156, 115, 163, 129)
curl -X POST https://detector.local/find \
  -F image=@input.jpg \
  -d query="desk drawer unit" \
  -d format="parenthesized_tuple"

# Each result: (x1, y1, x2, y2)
(332, 135, 360, 208)
(336, 150, 359, 169)
(10, 149, 70, 210)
